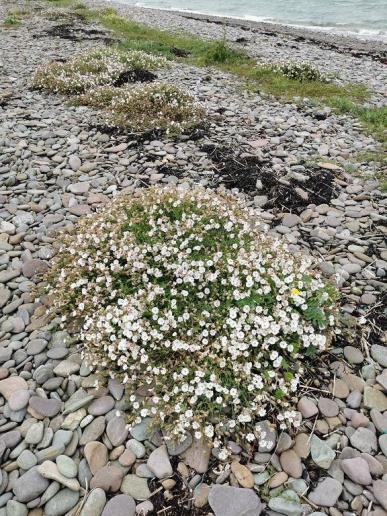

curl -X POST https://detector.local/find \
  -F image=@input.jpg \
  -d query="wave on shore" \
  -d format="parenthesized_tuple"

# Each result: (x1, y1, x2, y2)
(129, 0, 387, 42)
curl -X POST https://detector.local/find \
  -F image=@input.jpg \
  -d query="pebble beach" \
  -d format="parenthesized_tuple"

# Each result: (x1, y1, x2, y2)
(0, 1, 386, 515)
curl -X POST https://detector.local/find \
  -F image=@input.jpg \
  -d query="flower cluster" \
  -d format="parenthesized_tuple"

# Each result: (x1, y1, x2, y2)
(266, 61, 328, 83)
(78, 82, 205, 134)
(45, 187, 338, 455)
(33, 48, 168, 94)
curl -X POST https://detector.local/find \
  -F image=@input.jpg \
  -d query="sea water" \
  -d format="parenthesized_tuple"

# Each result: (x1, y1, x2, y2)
(124, 0, 387, 41)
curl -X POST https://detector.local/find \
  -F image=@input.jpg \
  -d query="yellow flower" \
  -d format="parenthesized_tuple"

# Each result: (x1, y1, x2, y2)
(291, 288, 301, 296)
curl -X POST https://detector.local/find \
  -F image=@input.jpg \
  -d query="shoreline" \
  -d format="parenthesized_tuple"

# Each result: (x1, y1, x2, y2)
(109, 0, 387, 61)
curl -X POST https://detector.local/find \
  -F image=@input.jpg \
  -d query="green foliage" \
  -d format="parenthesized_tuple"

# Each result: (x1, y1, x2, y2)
(74, 82, 205, 134)
(43, 0, 384, 142)
(45, 187, 339, 453)
(33, 48, 168, 94)
(268, 61, 328, 82)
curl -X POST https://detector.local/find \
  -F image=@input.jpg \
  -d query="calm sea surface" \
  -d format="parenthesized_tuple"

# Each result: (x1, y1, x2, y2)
(122, 0, 387, 41)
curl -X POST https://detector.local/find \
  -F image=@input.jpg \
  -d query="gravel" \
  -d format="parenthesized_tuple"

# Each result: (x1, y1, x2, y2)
(0, 0, 386, 514)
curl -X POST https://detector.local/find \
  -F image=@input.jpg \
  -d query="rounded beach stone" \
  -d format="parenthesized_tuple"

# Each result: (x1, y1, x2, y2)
(84, 441, 108, 475)
(318, 397, 339, 417)
(279, 449, 302, 478)
(147, 445, 173, 479)
(297, 397, 318, 418)
(309, 477, 343, 507)
(101, 494, 136, 516)
(56, 455, 78, 478)
(88, 396, 115, 416)
(208, 485, 262, 516)
(80, 488, 106, 516)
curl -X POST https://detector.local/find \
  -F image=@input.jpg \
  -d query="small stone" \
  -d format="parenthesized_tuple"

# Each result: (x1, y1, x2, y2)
(184, 437, 212, 473)
(106, 416, 128, 447)
(318, 397, 339, 417)
(80, 416, 106, 445)
(364, 386, 387, 411)
(17, 449, 38, 470)
(331, 379, 350, 399)
(88, 396, 115, 416)
(230, 461, 254, 488)
(90, 465, 123, 492)
(193, 483, 210, 508)
(8, 390, 30, 411)
(37, 461, 80, 491)
(371, 345, 387, 368)
(269, 471, 288, 488)
(130, 418, 153, 441)
(344, 346, 364, 364)
(280, 450, 302, 478)
(311, 436, 335, 469)
(22, 259, 48, 278)
(44, 488, 79, 516)
(293, 433, 310, 459)
(379, 434, 387, 457)
(68, 182, 90, 195)
(341, 457, 372, 485)
(54, 360, 80, 377)
(127, 439, 146, 459)
(373, 480, 387, 511)
(13, 467, 49, 502)
(0, 377, 28, 400)
(349, 427, 377, 453)
(69, 155, 81, 171)
(29, 396, 61, 417)
(277, 433, 293, 453)
(25, 422, 44, 445)
(6, 500, 28, 516)
(347, 390, 362, 409)
(297, 397, 318, 418)
(84, 441, 108, 475)
(56, 455, 78, 478)
(80, 488, 106, 516)
(121, 475, 151, 500)
(119, 449, 136, 467)
(208, 485, 262, 516)
(135, 500, 153, 515)
(351, 412, 369, 428)
(147, 445, 172, 479)
(165, 432, 192, 456)
(268, 489, 303, 516)
(309, 477, 343, 507)
(101, 494, 136, 516)
(282, 213, 301, 227)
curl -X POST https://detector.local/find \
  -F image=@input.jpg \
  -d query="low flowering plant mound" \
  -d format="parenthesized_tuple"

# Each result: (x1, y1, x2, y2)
(75, 82, 205, 135)
(44, 187, 338, 456)
(33, 48, 168, 94)
(265, 61, 328, 83)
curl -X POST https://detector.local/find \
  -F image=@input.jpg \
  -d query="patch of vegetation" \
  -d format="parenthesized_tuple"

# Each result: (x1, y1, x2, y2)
(3, 10, 23, 27)
(267, 61, 328, 82)
(328, 98, 387, 142)
(74, 82, 205, 135)
(44, 186, 338, 454)
(33, 48, 168, 94)
(43, 1, 384, 142)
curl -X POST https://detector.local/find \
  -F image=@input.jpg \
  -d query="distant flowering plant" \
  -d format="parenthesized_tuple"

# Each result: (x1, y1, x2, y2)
(265, 60, 328, 83)
(74, 82, 205, 135)
(32, 48, 169, 94)
(44, 187, 338, 456)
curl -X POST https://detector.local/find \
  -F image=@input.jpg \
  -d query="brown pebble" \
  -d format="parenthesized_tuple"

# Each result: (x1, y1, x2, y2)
(118, 449, 136, 467)
(162, 479, 176, 490)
